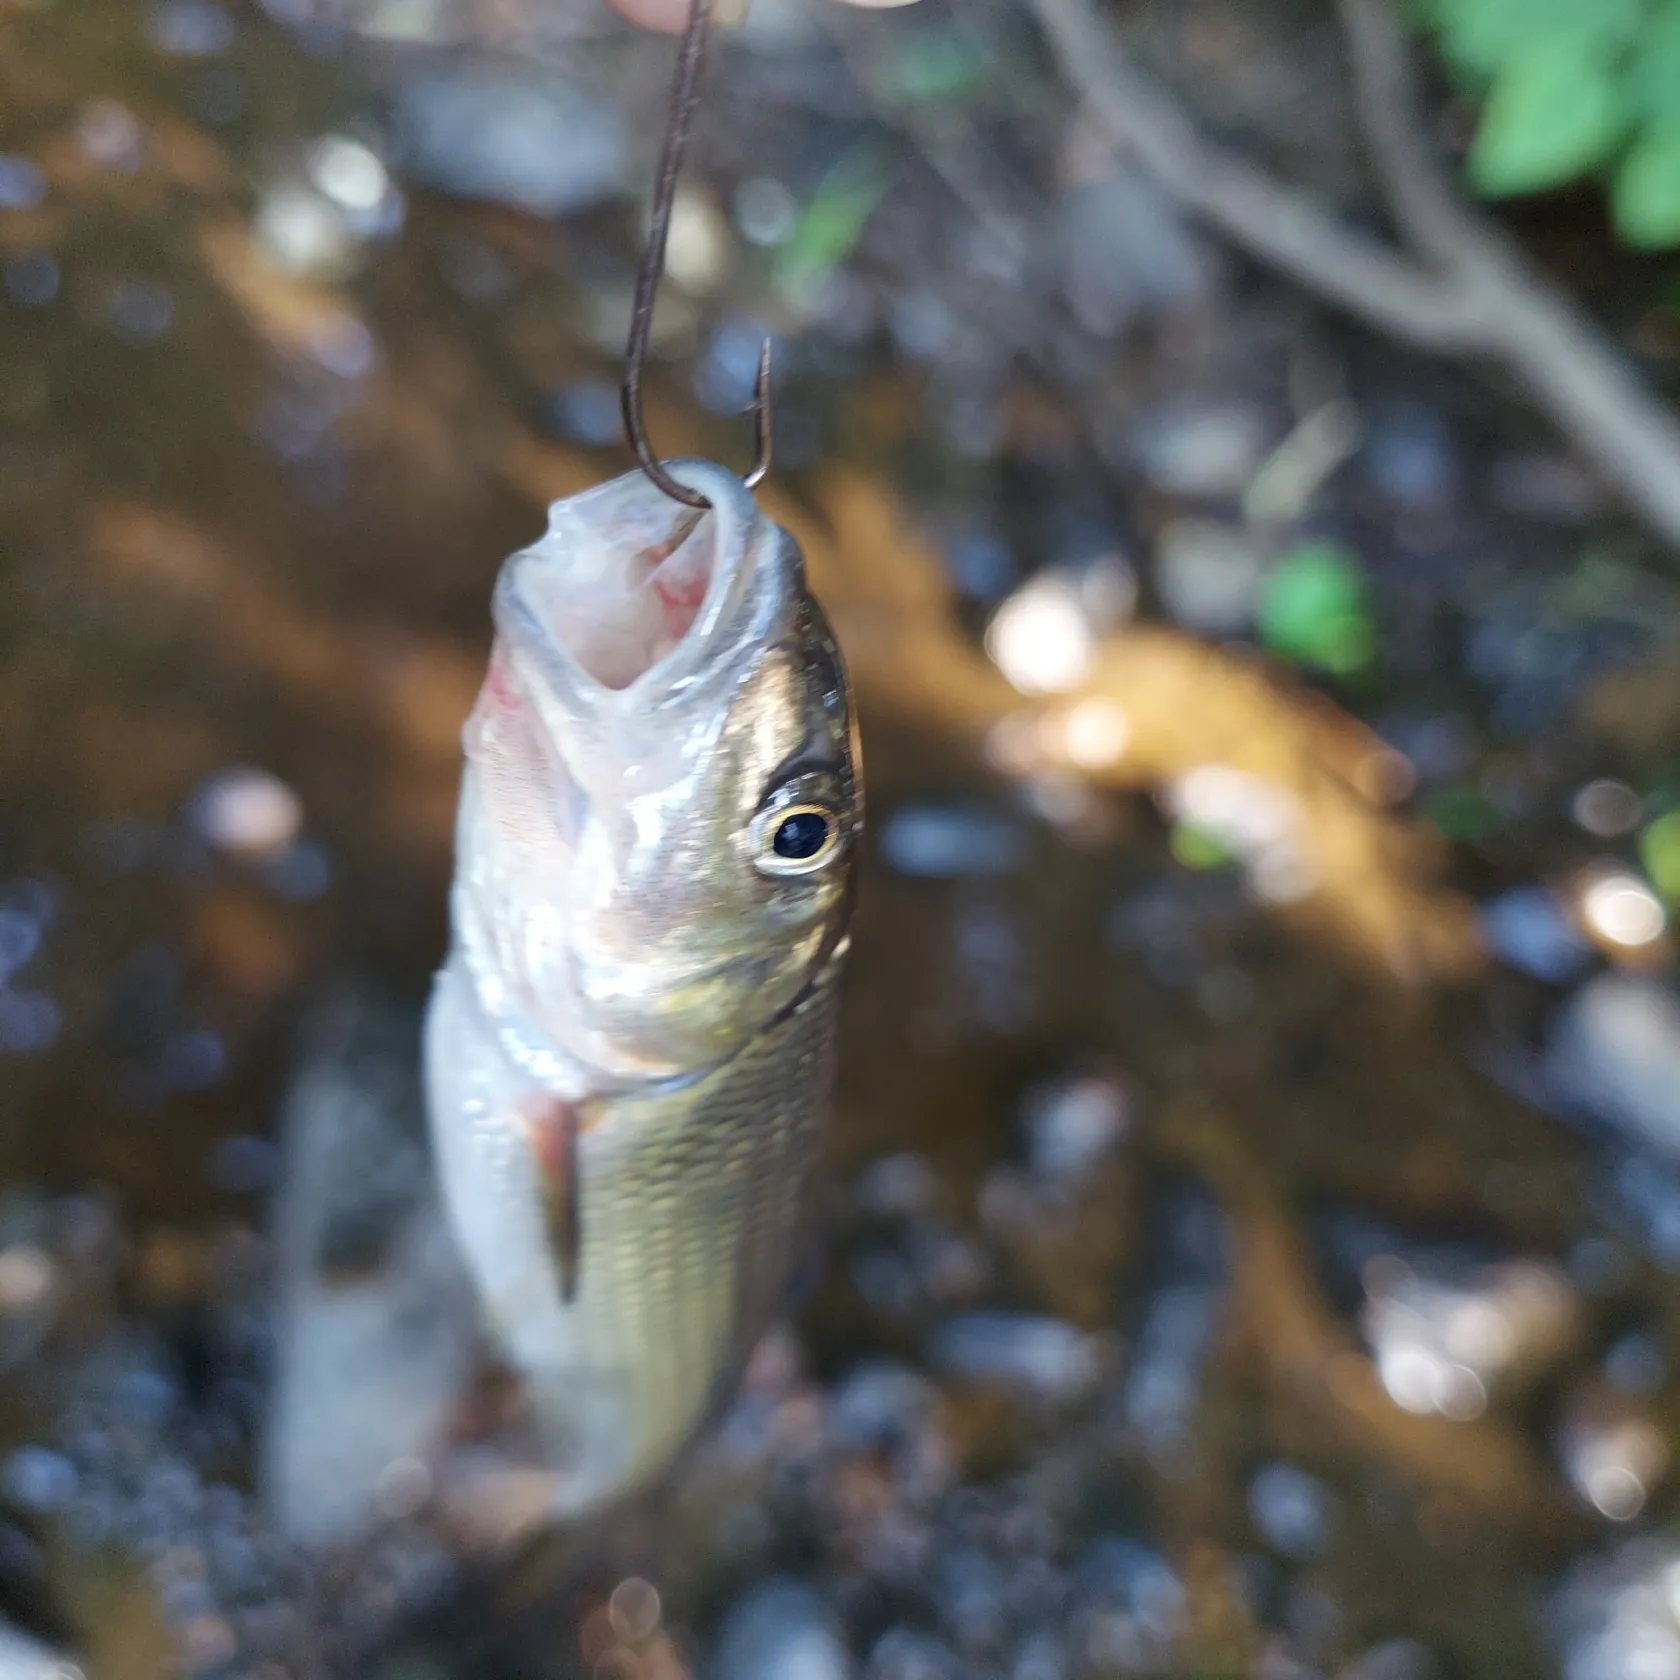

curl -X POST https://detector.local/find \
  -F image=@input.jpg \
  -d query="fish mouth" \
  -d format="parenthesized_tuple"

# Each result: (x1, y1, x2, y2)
(494, 460, 783, 708)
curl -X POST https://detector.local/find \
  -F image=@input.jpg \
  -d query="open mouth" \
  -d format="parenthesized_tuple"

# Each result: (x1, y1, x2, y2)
(502, 464, 755, 697)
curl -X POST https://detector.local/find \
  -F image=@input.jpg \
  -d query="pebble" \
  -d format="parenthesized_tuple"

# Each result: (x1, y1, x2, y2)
(0, 157, 44, 212)
(1020, 1071, 1129, 1182)
(1573, 779, 1643, 839)
(1057, 166, 1206, 335)
(928, 1312, 1101, 1405)
(1551, 1537, 1680, 1680)
(986, 572, 1096, 695)
(1557, 1383, 1668, 1521)
(0, 992, 59, 1054)
(1135, 402, 1266, 500)
(863, 1629, 960, 1680)
(186, 767, 302, 859)
(149, 0, 234, 54)
(1164, 765, 1315, 905)
(734, 176, 799, 247)
(1478, 886, 1591, 983)
(940, 531, 1017, 600)
(1, 1447, 77, 1513)
(1248, 1462, 1331, 1560)
(307, 135, 392, 219)
(711, 1579, 852, 1680)
(1549, 974, 1680, 1161)
(547, 379, 622, 448)
(1577, 867, 1667, 952)
(254, 182, 356, 280)
(3, 253, 58, 307)
(1153, 519, 1265, 636)
(853, 1155, 939, 1221)
(77, 102, 143, 172)
(0, 1245, 54, 1317)
(877, 804, 1028, 878)
(1362, 405, 1459, 511)
(105, 280, 173, 344)
(1360, 1253, 1578, 1419)
(391, 68, 628, 217)
(1338, 1641, 1442, 1680)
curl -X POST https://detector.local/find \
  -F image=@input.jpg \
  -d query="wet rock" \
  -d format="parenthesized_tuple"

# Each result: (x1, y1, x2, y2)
(1360, 1252, 1579, 1419)
(1248, 1462, 1332, 1560)
(853, 1155, 940, 1221)
(186, 767, 303, 859)
(1072, 1538, 1186, 1671)
(1478, 886, 1591, 984)
(863, 1629, 961, 1680)
(710, 1579, 851, 1680)
(390, 66, 628, 217)
(877, 805, 1028, 878)
(1114, 1190, 1229, 1460)
(1057, 166, 1207, 336)
(1551, 1536, 1680, 1680)
(1573, 779, 1644, 839)
(1338, 1641, 1442, 1680)
(985, 572, 1097, 695)
(1362, 405, 1459, 512)
(1558, 1379, 1669, 1522)
(1135, 403, 1267, 500)
(262, 985, 476, 1551)
(1549, 974, 1680, 1161)
(1153, 519, 1265, 637)
(928, 1312, 1102, 1406)
(1019, 1070, 1130, 1185)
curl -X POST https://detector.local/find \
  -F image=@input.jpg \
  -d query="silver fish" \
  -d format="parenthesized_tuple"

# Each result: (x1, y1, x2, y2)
(423, 459, 860, 1520)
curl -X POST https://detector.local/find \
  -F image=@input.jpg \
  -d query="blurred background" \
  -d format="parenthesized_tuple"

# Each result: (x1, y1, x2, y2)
(4, 0, 1680, 1674)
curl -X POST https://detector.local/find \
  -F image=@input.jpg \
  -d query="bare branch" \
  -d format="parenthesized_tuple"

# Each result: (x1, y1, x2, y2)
(1028, 0, 1680, 551)
(1335, 0, 1487, 266)
(1028, 0, 1486, 350)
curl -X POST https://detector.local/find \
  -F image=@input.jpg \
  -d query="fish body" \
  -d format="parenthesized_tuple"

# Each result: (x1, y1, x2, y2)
(424, 461, 859, 1519)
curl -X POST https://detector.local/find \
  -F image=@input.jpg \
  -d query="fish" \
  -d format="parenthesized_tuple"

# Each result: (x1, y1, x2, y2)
(423, 458, 860, 1521)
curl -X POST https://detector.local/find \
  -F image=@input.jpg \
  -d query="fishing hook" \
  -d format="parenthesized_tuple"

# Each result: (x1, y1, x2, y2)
(622, 0, 773, 510)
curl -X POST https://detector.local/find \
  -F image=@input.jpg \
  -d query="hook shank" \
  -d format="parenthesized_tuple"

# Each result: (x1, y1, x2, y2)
(621, 0, 773, 509)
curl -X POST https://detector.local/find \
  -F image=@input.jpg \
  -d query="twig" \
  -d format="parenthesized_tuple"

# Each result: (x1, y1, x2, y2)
(1028, 0, 1680, 551)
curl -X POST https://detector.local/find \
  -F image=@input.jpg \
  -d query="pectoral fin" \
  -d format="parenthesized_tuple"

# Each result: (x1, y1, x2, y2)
(525, 1097, 585, 1303)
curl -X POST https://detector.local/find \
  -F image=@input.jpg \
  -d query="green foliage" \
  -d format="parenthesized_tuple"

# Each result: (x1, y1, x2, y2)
(1417, 0, 1680, 246)
(1614, 122, 1680, 247)
(773, 145, 890, 298)
(1423, 0, 1640, 80)
(1256, 541, 1376, 675)
(1467, 39, 1625, 195)
(1169, 823, 1233, 871)
(1640, 810, 1680, 902)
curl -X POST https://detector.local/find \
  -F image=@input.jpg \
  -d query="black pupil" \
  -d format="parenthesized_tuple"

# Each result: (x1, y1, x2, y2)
(772, 810, 831, 861)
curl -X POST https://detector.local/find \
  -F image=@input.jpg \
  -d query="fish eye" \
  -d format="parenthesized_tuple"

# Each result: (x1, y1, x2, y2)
(750, 791, 845, 878)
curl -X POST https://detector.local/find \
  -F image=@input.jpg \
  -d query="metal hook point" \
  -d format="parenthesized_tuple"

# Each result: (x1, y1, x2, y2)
(621, 0, 774, 510)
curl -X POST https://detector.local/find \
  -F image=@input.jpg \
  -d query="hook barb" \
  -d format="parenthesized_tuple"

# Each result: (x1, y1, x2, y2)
(621, 0, 773, 510)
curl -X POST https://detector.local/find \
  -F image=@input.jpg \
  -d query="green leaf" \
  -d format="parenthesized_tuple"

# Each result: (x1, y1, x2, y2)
(1627, 3, 1680, 126)
(1256, 541, 1376, 675)
(883, 36, 992, 104)
(1468, 34, 1628, 197)
(1431, 0, 1640, 81)
(1421, 786, 1502, 844)
(1641, 811, 1680, 904)
(1614, 122, 1680, 248)
(1170, 824, 1232, 871)
(773, 145, 890, 296)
